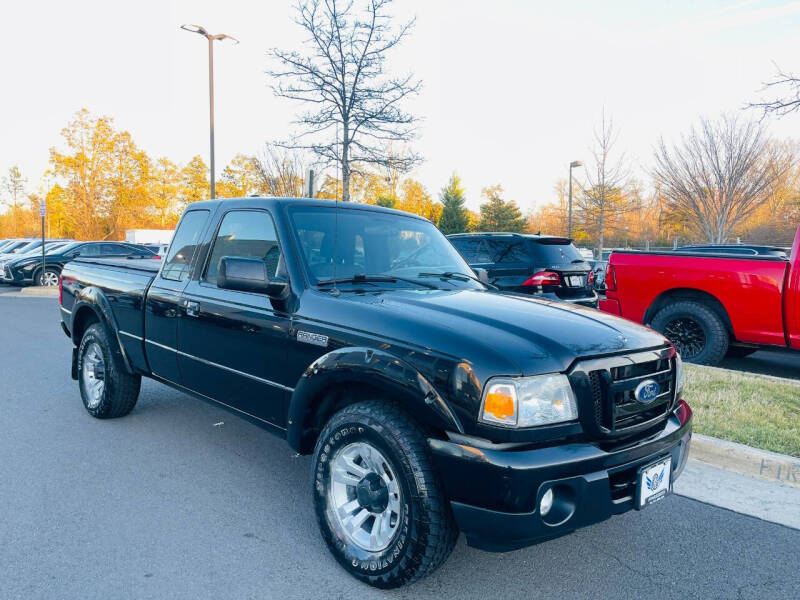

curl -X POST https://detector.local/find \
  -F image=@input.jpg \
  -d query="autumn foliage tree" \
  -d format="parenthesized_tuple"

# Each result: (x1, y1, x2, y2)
(438, 173, 469, 234)
(478, 185, 526, 232)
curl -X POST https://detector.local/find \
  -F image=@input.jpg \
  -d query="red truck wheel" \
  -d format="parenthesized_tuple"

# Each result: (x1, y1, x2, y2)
(651, 300, 729, 365)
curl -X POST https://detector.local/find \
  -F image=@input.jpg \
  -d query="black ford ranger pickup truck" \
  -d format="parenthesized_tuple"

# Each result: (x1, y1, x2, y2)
(59, 198, 692, 588)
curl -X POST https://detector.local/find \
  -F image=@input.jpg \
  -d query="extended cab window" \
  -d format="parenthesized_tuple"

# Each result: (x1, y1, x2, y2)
(161, 210, 209, 281)
(203, 210, 282, 285)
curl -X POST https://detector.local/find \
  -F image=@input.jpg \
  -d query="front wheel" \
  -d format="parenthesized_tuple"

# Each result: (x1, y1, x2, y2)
(311, 400, 457, 588)
(36, 267, 60, 286)
(651, 300, 728, 365)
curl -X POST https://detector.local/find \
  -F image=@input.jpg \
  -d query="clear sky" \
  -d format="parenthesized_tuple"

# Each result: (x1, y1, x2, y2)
(3, 0, 800, 212)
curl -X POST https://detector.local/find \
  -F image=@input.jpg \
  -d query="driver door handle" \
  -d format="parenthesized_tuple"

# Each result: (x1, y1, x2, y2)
(184, 301, 200, 317)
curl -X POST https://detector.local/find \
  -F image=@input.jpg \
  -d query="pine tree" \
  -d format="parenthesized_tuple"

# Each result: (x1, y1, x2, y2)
(478, 185, 527, 232)
(438, 173, 469, 234)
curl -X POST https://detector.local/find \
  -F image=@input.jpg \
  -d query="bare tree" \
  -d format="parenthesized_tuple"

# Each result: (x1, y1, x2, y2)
(578, 111, 630, 257)
(653, 115, 791, 244)
(269, 0, 421, 201)
(253, 144, 309, 197)
(749, 66, 800, 117)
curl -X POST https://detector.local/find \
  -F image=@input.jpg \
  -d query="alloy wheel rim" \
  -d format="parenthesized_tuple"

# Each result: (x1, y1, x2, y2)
(81, 342, 106, 409)
(663, 317, 706, 359)
(328, 441, 402, 552)
(41, 271, 59, 286)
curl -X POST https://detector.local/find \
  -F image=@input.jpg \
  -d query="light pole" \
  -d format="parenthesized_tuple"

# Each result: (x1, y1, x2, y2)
(568, 160, 582, 239)
(181, 24, 238, 199)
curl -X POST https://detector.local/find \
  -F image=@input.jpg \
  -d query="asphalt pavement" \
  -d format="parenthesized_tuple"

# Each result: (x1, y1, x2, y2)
(1, 296, 798, 600)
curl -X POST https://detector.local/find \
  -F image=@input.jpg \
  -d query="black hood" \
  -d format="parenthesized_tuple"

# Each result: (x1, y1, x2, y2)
(309, 288, 668, 376)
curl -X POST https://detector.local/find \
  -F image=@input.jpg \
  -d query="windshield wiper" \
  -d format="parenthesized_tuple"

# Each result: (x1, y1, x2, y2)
(317, 274, 439, 290)
(571, 258, 586, 264)
(417, 271, 498, 289)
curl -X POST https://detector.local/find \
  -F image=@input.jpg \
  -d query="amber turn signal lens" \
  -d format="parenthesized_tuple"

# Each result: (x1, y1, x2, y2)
(485, 391, 514, 418)
(481, 383, 518, 425)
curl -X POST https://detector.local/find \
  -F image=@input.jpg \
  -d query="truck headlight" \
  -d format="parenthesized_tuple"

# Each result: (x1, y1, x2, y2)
(480, 374, 578, 427)
(675, 353, 684, 396)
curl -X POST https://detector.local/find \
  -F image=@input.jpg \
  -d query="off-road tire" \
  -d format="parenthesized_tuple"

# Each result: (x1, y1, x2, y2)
(77, 323, 140, 418)
(651, 300, 729, 365)
(312, 400, 458, 588)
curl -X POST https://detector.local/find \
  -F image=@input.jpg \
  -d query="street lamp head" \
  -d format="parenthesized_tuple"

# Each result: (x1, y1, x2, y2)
(181, 23, 209, 36)
(570, 160, 583, 168)
(181, 24, 239, 44)
(212, 33, 240, 44)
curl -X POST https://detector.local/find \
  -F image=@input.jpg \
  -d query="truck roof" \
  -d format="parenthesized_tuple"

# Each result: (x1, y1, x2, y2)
(188, 197, 431, 222)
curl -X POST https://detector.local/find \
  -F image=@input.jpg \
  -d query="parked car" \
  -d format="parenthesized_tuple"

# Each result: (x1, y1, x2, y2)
(0, 239, 37, 257)
(0, 240, 74, 281)
(3, 241, 156, 286)
(448, 232, 598, 307)
(143, 243, 169, 258)
(600, 226, 800, 365)
(676, 244, 788, 258)
(59, 198, 691, 588)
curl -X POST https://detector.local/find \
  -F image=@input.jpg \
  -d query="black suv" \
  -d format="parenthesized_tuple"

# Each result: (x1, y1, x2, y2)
(449, 232, 598, 307)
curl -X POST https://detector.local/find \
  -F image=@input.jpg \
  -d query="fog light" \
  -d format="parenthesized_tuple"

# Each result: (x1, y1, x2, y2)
(540, 488, 554, 516)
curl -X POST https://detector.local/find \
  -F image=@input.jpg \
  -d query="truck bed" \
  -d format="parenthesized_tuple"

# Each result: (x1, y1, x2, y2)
(61, 258, 158, 372)
(602, 250, 790, 347)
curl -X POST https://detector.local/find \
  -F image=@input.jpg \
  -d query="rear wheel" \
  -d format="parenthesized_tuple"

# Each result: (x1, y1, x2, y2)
(78, 323, 140, 418)
(311, 400, 457, 588)
(651, 300, 728, 365)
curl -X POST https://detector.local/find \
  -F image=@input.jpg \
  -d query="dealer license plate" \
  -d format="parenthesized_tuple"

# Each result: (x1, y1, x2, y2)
(567, 275, 584, 287)
(637, 456, 672, 509)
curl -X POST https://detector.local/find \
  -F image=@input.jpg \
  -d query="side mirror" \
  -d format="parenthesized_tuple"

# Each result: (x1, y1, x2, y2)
(217, 256, 288, 297)
(69, 252, 80, 258)
(473, 267, 490, 284)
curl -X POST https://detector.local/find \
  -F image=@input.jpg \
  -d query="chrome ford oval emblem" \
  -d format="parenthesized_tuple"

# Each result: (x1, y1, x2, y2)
(634, 379, 660, 404)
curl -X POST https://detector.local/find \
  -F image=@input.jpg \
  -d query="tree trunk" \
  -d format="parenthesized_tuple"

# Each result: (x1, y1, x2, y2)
(341, 127, 351, 202)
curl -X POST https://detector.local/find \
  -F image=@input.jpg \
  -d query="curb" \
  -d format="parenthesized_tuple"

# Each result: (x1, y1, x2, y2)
(690, 434, 800, 489)
(687, 362, 800, 386)
(20, 286, 59, 297)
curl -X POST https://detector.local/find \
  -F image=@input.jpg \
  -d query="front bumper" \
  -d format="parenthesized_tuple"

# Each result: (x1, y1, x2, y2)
(428, 401, 692, 552)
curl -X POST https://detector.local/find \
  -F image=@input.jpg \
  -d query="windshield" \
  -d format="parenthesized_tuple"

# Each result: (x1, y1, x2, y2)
(10, 241, 41, 254)
(0, 241, 30, 254)
(290, 206, 480, 289)
(47, 242, 77, 255)
(47, 242, 81, 254)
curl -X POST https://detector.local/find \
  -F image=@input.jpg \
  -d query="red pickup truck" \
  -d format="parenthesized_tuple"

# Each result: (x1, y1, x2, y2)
(600, 226, 800, 365)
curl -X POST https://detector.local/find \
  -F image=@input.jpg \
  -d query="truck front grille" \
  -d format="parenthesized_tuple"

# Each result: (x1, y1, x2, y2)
(572, 348, 676, 439)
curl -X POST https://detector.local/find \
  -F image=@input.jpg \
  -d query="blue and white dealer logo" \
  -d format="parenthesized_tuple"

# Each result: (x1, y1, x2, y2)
(634, 379, 660, 404)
